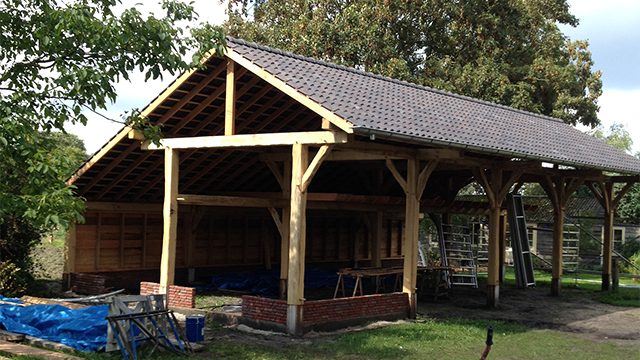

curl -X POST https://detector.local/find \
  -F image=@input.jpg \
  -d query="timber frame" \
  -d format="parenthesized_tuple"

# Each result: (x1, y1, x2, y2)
(66, 37, 640, 335)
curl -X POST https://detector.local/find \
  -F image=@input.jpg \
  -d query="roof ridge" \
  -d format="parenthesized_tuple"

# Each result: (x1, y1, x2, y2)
(226, 36, 564, 124)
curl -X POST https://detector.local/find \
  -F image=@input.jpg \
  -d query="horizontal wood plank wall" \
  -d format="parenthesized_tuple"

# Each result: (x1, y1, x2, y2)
(74, 207, 405, 274)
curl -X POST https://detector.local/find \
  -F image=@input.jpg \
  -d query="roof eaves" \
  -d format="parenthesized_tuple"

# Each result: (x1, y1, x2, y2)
(352, 126, 640, 175)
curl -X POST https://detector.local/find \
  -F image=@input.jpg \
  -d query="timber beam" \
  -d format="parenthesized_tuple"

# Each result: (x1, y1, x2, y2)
(142, 131, 347, 150)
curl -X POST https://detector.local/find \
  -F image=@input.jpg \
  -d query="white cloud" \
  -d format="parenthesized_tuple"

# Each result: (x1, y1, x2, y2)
(595, 89, 640, 153)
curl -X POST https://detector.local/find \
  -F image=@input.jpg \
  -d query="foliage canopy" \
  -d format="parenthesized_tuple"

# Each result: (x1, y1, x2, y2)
(226, 0, 602, 127)
(0, 0, 226, 232)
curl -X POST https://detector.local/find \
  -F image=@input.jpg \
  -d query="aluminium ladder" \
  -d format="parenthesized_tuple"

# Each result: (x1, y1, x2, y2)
(430, 214, 478, 288)
(506, 194, 536, 288)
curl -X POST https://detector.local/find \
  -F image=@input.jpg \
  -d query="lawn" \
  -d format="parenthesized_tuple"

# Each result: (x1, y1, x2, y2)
(5, 268, 638, 359)
(9, 318, 633, 360)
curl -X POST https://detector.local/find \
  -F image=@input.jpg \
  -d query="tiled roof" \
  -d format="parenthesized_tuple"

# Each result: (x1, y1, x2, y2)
(228, 37, 640, 174)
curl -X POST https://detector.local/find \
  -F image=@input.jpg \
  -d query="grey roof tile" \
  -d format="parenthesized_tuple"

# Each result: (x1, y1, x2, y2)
(228, 37, 640, 174)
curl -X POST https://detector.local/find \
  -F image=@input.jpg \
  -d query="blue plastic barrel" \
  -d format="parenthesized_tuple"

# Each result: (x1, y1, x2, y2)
(185, 314, 205, 342)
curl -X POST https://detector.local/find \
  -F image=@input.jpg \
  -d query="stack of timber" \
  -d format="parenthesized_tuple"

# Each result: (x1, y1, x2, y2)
(0, 330, 81, 360)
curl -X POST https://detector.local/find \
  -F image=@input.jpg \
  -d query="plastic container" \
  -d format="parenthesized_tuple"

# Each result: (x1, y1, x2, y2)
(185, 314, 205, 342)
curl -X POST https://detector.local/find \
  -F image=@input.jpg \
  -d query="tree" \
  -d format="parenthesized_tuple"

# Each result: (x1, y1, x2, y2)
(589, 123, 634, 154)
(39, 132, 90, 179)
(0, 1, 225, 294)
(225, 0, 602, 127)
(0, 0, 226, 232)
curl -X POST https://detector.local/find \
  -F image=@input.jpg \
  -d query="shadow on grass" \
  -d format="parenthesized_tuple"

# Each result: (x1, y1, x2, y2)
(203, 318, 527, 360)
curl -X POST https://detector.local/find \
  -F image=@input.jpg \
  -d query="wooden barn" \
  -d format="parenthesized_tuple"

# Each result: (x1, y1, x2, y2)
(65, 37, 640, 335)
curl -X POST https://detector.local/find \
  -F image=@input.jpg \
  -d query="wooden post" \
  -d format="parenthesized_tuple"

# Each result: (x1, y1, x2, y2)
(551, 207, 565, 296)
(586, 180, 635, 291)
(612, 257, 619, 291)
(540, 176, 585, 296)
(487, 206, 501, 305)
(225, 59, 235, 136)
(160, 148, 179, 294)
(280, 160, 291, 300)
(472, 167, 523, 307)
(499, 215, 507, 282)
(287, 144, 308, 336)
(387, 158, 436, 317)
(371, 211, 383, 268)
(602, 201, 614, 291)
(63, 226, 77, 290)
(403, 158, 420, 318)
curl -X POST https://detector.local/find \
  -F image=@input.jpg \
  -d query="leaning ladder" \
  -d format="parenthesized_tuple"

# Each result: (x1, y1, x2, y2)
(506, 194, 536, 288)
(430, 213, 478, 288)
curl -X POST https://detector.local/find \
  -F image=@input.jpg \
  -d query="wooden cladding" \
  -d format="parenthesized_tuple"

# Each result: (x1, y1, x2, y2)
(73, 208, 406, 274)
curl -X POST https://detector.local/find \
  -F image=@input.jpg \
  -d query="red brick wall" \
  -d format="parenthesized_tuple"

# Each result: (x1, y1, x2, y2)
(241, 293, 408, 326)
(69, 273, 107, 295)
(140, 282, 196, 309)
(241, 296, 287, 324)
(304, 293, 409, 324)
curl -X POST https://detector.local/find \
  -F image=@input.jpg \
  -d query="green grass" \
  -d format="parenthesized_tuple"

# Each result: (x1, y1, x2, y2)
(493, 268, 640, 307)
(7, 318, 638, 360)
(39, 228, 65, 249)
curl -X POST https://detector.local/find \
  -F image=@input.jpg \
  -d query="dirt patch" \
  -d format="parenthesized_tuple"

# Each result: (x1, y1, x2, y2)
(419, 286, 640, 348)
(193, 285, 640, 352)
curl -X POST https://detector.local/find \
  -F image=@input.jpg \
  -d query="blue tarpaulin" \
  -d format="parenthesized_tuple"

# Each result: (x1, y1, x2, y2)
(196, 268, 367, 295)
(0, 295, 107, 352)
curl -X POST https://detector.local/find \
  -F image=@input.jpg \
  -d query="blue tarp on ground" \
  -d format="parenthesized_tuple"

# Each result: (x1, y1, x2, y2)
(0, 295, 107, 352)
(196, 268, 370, 295)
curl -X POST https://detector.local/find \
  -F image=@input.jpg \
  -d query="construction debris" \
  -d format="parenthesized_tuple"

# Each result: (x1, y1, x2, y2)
(106, 295, 192, 359)
(20, 295, 88, 309)
(0, 339, 82, 360)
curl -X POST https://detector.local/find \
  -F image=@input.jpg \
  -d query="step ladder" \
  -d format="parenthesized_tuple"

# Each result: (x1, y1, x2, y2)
(506, 194, 536, 288)
(430, 214, 478, 288)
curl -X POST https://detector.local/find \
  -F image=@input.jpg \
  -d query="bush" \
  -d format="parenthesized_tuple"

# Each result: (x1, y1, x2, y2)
(619, 238, 640, 260)
(0, 260, 27, 297)
(0, 215, 43, 294)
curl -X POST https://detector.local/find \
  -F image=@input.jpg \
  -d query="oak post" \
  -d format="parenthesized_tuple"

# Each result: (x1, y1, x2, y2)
(287, 144, 308, 336)
(160, 148, 179, 295)
(499, 214, 507, 282)
(487, 206, 501, 306)
(280, 160, 291, 299)
(403, 158, 420, 319)
(225, 59, 236, 136)
(551, 207, 565, 296)
(602, 200, 615, 291)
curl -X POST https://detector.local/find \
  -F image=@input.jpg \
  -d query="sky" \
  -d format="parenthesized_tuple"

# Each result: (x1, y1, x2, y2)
(66, 0, 640, 155)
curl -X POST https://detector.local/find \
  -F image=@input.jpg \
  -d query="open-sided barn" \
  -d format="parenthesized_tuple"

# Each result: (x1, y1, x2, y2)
(65, 37, 640, 335)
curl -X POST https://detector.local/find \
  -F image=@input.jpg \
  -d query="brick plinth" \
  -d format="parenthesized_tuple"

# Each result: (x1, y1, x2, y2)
(140, 282, 196, 309)
(241, 293, 409, 332)
(304, 292, 409, 324)
(69, 273, 107, 295)
(241, 296, 287, 324)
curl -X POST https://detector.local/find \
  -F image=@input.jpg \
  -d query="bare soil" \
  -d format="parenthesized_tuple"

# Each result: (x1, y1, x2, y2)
(195, 285, 640, 352)
(27, 246, 640, 351)
(419, 286, 640, 348)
